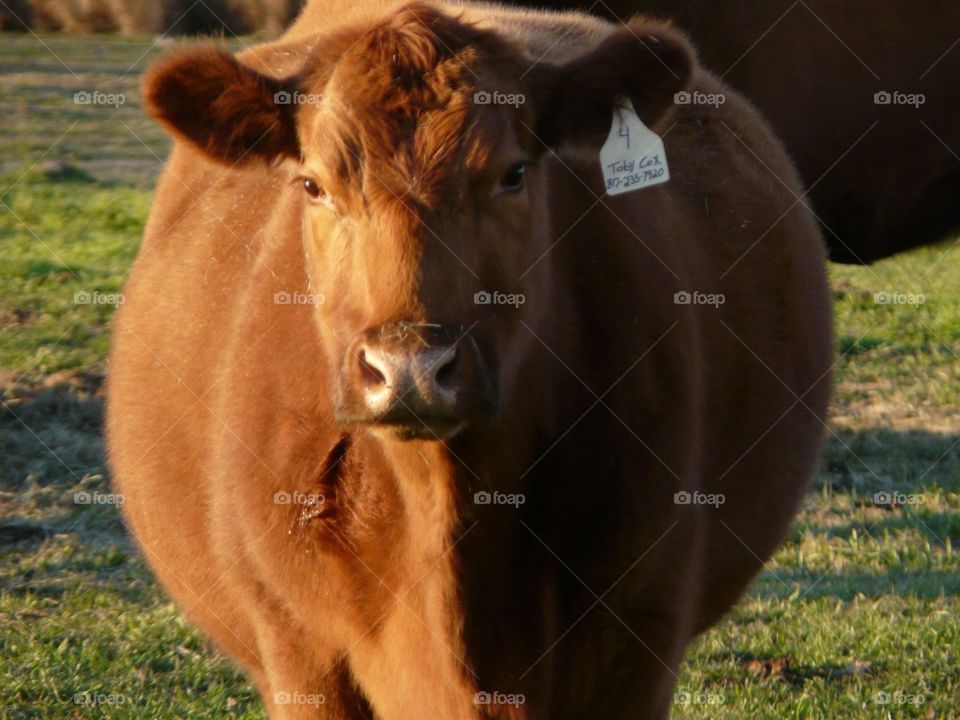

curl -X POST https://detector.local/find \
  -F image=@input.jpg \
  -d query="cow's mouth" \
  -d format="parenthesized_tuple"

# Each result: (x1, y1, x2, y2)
(378, 417, 467, 441)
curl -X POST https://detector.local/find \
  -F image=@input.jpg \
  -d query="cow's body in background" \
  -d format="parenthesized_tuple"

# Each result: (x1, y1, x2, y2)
(544, 0, 960, 263)
(107, 1, 833, 717)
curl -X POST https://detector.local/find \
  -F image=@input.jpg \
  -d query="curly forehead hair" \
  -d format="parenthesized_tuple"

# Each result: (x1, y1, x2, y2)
(302, 3, 529, 210)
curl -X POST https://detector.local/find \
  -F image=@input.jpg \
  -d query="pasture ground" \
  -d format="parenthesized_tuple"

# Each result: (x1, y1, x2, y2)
(1, 33, 958, 720)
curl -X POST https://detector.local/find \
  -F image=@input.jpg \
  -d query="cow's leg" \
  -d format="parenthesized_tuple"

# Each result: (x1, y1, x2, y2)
(252, 610, 373, 720)
(554, 605, 689, 720)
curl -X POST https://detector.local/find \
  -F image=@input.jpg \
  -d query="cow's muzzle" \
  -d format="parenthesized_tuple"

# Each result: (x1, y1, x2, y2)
(336, 323, 499, 440)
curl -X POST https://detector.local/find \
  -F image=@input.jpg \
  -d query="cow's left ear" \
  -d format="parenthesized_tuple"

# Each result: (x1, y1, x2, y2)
(530, 22, 694, 150)
(142, 47, 301, 164)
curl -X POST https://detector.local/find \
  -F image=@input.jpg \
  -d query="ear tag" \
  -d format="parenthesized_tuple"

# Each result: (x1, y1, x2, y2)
(599, 97, 670, 196)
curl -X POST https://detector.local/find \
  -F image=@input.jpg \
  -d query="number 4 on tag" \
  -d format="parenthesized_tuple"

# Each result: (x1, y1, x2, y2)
(599, 97, 670, 196)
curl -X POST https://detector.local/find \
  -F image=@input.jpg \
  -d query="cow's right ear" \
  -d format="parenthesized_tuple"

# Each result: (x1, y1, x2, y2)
(142, 47, 300, 164)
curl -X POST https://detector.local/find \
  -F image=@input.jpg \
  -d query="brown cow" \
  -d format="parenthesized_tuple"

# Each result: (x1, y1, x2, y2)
(107, 1, 832, 718)
(539, 0, 960, 264)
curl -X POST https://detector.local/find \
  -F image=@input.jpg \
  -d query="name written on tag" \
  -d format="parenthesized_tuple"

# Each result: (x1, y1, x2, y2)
(599, 97, 670, 196)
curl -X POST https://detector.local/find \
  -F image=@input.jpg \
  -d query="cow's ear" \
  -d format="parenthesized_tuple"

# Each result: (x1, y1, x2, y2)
(142, 47, 300, 164)
(531, 22, 694, 150)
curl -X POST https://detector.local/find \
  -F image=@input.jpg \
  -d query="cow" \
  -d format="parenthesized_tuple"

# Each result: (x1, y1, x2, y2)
(536, 0, 960, 264)
(106, 1, 833, 717)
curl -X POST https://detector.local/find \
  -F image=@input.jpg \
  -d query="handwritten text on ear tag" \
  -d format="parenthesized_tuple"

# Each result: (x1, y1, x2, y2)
(599, 97, 670, 196)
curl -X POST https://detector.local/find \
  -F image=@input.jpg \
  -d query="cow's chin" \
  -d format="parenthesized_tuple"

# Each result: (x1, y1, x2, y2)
(370, 418, 468, 442)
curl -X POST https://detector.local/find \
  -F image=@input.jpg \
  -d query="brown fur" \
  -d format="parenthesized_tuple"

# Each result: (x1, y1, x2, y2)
(107, 2, 833, 718)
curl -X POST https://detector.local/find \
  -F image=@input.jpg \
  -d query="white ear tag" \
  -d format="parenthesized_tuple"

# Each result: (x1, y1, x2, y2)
(599, 97, 669, 196)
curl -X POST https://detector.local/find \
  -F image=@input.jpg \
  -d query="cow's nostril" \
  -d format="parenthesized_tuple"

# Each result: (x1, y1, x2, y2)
(434, 348, 459, 389)
(358, 349, 387, 388)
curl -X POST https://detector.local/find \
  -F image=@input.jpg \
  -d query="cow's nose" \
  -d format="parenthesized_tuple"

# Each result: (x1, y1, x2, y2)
(337, 323, 498, 439)
(357, 343, 459, 411)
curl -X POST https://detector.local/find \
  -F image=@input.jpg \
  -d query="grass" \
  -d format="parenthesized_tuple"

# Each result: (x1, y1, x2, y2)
(1, 30, 959, 720)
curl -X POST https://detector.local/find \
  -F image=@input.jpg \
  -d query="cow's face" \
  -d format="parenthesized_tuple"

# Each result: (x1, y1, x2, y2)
(143, 2, 691, 442)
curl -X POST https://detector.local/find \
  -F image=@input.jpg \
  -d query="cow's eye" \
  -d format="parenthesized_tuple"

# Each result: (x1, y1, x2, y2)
(500, 162, 526, 192)
(302, 178, 325, 200)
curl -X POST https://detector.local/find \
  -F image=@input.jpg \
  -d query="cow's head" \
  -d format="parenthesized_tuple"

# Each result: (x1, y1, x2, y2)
(144, 3, 692, 442)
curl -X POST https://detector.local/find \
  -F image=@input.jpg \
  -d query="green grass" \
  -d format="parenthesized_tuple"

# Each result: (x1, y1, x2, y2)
(0, 171, 147, 373)
(1, 31, 959, 720)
